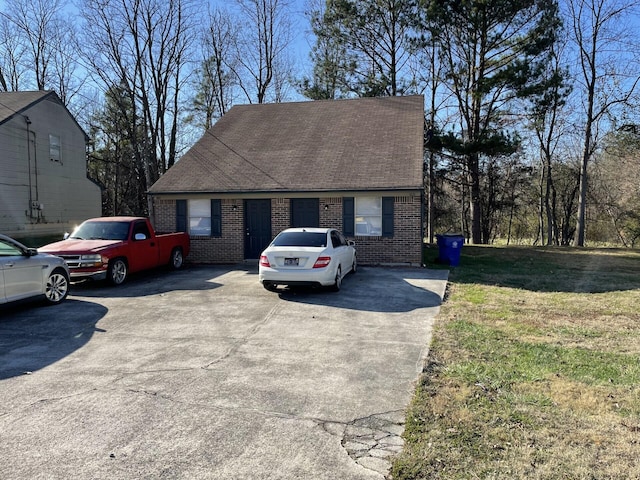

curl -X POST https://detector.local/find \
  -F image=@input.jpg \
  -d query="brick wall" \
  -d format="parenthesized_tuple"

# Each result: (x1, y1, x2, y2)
(318, 195, 422, 266)
(152, 194, 422, 266)
(153, 198, 244, 263)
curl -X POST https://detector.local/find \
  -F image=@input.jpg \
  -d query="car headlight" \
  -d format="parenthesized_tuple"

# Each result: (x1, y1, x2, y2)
(79, 254, 104, 267)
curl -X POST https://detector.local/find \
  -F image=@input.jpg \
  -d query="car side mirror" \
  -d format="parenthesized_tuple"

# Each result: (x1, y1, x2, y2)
(134, 233, 147, 241)
(63, 232, 70, 239)
(348, 240, 356, 247)
(26, 248, 38, 256)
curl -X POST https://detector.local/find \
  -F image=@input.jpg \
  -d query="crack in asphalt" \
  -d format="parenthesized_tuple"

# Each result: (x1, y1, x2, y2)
(318, 410, 406, 478)
(201, 300, 282, 370)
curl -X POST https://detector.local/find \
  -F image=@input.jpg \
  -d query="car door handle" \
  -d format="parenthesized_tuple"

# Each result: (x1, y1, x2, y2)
(6, 262, 14, 267)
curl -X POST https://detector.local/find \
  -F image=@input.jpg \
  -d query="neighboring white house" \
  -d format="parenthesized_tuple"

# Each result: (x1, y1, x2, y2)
(0, 91, 101, 241)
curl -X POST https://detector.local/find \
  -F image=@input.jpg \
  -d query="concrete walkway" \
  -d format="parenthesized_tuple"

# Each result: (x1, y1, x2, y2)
(0, 265, 448, 479)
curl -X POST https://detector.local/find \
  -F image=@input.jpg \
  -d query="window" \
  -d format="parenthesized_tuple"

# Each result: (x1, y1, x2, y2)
(355, 197, 382, 236)
(132, 221, 151, 240)
(272, 231, 326, 247)
(188, 199, 211, 236)
(49, 134, 61, 163)
(178, 199, 222, 237)
(343, 196, 394, 237)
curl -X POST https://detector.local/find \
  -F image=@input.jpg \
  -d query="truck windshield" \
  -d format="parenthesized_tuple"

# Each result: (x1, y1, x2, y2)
(70, 221, 130, 241)
(271, 232, 327, 247)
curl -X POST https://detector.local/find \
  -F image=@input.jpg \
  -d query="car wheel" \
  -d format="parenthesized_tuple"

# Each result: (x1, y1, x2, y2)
(263, 281, 278, 292)
(108, 258, 128, 285)
(170, 248, 184, 270)
(44, 268, 69, 305)
(331, 266, 342, 292)
(351, 255, 357, 274)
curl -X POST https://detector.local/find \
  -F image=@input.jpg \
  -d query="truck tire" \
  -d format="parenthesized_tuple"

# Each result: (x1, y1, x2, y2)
(108, 258, 128, 285)
(169, 247, 184, 270)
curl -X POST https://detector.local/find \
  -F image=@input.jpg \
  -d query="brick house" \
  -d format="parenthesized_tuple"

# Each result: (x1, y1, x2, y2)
(148, 95, 425, 265)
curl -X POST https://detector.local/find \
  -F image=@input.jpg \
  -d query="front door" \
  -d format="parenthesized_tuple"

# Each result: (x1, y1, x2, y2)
(245, 199, 272, 259)
(291, 198, 319, 227)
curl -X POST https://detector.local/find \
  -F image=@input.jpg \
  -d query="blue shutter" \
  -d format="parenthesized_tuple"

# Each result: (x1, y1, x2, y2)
(382, 197, 394, 237)
(343, 197, 354, 236)
(211, 199, 222, 237)
(176, 200, 187, 232)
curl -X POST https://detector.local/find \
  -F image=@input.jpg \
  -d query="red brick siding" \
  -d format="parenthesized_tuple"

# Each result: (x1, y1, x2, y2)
(318, 196, 422, 265)
(153, 198, 244, 263)
(152, 194, 422, 265)
(271, 198, 289, 237)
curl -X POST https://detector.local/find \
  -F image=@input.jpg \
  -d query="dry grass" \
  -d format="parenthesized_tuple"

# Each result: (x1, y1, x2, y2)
(393, 246, 640, 480)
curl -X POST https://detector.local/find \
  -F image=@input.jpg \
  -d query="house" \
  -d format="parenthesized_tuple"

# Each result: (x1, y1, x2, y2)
(0, 91, 101, 241)
(148, 95, 425, 265)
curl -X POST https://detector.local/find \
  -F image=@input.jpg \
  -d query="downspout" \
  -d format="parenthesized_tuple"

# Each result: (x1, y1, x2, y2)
(25, 116, 40, 221)
(24, 116, 33, 220)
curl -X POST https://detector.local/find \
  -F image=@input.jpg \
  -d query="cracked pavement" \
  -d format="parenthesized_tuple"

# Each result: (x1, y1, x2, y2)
(0, 265, 447, 479)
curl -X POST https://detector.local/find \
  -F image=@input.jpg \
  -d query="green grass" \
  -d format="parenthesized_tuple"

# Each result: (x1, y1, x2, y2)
(394, 245, 640, 479)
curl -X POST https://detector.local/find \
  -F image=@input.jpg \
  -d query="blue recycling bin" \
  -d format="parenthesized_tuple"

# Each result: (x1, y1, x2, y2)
(436, 234, 464, 266)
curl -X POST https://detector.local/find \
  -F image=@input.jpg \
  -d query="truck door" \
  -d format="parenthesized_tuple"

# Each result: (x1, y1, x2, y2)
(128, 220, 159, 272)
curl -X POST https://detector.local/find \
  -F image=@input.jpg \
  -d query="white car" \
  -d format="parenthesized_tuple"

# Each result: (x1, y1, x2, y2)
(259, 228, 356, 292)
(0, 234, 70, 306)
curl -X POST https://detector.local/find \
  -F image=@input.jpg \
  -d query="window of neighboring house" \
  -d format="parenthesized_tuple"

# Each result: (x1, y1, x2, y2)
(355, 197, 382, 236)
(49, 134, 61, 163)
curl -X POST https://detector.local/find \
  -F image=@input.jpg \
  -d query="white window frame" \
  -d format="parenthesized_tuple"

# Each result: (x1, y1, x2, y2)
(188, 199, 211, 236)
(355, 196, 382, 236)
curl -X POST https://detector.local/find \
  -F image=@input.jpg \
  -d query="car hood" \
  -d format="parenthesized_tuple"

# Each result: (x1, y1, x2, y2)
(39, 239, 123, 254)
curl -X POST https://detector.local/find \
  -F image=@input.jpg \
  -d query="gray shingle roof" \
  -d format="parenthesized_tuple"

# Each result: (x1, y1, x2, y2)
(149, 95, 425, 194)
(0, 91, 55, 125)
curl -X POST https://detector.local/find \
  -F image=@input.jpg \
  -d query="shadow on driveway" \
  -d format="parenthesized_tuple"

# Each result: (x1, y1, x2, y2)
(0, 299, 107, 380)
(275, 267, 448, 313)
(70, 264, 233, 298)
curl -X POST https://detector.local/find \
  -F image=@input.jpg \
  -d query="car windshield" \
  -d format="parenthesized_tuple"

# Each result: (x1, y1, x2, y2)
(70, 221, 130, 241)
(272, 232, 327, 247)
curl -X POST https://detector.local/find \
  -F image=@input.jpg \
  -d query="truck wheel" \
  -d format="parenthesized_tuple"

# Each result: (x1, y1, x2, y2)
(44, 268, 69, 305)
(108, 258, 127, 285)
(169, 248, 184, 270)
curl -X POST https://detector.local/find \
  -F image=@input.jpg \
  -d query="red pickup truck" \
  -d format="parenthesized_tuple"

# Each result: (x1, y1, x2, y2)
(40, 217, 190, 285)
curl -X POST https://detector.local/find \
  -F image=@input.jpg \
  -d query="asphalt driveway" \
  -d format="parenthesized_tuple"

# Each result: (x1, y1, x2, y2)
(0, 265, 448, 480)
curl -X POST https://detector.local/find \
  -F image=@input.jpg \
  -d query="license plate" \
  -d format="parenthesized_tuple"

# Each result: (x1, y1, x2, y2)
(284, 258, 299, 266)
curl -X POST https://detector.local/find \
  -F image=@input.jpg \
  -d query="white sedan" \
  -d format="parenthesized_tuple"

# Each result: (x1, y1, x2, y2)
(0, 234, 70, 306)
(259, 228, 356, 292)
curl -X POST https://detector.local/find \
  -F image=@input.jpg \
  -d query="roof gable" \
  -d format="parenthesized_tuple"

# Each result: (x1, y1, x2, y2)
(150, 95, 425, 195)
(0, 91, 87, 139)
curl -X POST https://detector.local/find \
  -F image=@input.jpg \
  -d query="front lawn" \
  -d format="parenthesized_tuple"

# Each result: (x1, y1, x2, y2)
(393, 245, 640, 479)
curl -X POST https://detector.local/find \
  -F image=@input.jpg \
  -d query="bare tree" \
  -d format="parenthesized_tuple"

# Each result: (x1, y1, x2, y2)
(526, 35, 572, 246)
(233, 0, 294, 104)
(80, 0, 196, 214)
(189, 7, 238, 131)
(0, 0, 82, 101)
(3, 0, 63, 89)
(566, 0, 640, 246)
(0, 15, 26, 90)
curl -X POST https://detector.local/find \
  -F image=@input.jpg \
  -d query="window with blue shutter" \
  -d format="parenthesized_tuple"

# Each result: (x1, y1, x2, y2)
(211, 199, 222, 237)
(382, 197, 394, 237)
(176, 200, 187, 232)
(343, 197, 354, 236)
